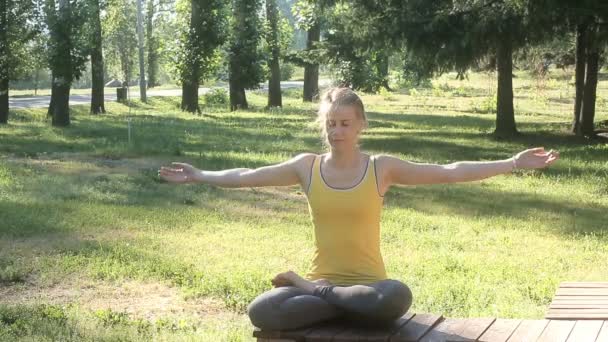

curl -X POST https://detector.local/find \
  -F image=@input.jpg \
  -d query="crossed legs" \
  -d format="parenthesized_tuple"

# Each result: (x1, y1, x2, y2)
(247, 271, 412, 330)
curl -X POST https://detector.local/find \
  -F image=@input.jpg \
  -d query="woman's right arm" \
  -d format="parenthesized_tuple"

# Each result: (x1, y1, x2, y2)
(159, 153, 315, 188)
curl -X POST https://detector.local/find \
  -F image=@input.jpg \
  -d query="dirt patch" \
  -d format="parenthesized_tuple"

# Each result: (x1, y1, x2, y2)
(0, 278, 231, 321)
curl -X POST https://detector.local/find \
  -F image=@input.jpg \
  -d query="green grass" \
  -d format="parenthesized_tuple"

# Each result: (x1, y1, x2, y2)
(1, 71, 608, 341)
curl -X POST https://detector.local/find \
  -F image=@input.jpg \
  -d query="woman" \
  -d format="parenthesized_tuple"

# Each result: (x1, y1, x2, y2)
(159, 87, 559, 330)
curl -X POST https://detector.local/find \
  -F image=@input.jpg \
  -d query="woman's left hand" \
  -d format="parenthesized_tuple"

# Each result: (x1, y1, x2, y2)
(513, 147, 559, 169)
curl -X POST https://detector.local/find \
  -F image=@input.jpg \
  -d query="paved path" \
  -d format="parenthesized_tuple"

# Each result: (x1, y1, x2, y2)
(9, 80, 331, 109)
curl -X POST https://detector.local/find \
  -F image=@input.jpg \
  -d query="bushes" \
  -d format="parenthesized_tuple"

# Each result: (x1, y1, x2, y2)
(203, 88, 229, 106)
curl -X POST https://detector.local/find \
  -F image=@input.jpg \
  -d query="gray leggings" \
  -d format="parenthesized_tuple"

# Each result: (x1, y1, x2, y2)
(247, 279, 413, 331)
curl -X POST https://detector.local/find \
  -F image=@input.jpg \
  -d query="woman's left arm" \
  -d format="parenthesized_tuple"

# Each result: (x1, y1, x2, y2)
(379, 147, 559, 186)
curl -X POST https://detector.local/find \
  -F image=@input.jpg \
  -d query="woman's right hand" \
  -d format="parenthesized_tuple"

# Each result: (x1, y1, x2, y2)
(158, 162, 199, 183)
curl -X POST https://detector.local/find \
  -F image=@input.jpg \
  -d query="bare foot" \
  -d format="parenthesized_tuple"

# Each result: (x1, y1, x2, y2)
(312, 278, 332, 286)
(271, 270, 321, 294)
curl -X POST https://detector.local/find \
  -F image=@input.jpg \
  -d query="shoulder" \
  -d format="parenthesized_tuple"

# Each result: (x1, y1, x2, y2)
(370, 153, 409, 177)
(287, 153, 319, 173)
(370, 153, 402, 166)
(290, 152, 318, 165)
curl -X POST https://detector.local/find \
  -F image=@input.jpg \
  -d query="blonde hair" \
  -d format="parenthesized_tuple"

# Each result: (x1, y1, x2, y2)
(315, 87, 368, 147)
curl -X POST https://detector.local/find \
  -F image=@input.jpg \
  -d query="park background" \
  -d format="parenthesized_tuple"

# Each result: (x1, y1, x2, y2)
(1, 0, 608, 341)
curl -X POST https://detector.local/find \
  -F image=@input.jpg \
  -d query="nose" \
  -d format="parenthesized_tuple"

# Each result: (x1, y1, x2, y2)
(329, 126, 345, 138)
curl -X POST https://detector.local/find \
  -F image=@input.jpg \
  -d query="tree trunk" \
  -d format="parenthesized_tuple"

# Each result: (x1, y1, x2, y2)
(0, 0, 8, 124)
(48, 75, 56, 117)
(34, 69, 39, 96)
(51, 78, 71, 127)
(146, 0, 158, 88)
(181, 81, 200, 113)
(136, 0, 146, 102)
(90, 0, 105, 114)
(266, 0, 282, 108)
(376, 50, 391, 91)
(180, 0, 201, 113)
(0, 77, 8, 125)
(573, 23, 587, 134)
(580, 24, 599, 138)
(303, 21, 320, 102)
(229, 78, 247, 111)
(494, 37, 518, 138)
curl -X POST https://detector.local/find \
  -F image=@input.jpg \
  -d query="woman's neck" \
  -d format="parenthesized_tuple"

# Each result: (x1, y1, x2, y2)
(326, 147, 362, 169)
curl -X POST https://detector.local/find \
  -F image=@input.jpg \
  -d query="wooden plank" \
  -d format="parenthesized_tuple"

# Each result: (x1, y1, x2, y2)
(418, 318, 469, 342)
(254, 326, 316, 341)
(565, 320, 604, 342)
(389, 314, 443, 342)
(560, 283, 608, 288)
(356, 312, 416, 342)
(536, 320, 576, 342)
(332, 312, 414, 342)
(507, 319, 549, 342)
(548, 309, 608, 314)
(557, 289, 608, 296)
(478, 319, 521, 342)
(551, 304, 608, 309)
(547, 314, 608, 320)
(552, 300, 608, 304)
(304, 320, 350, 342)
(449, 318, 496, 341)
(555, 296, 608, 301)
(596, 321, 608, 342)
(332, 313, 414, 342)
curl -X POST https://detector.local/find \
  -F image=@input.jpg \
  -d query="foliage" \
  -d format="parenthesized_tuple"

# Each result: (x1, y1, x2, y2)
(228, 0, 265, 90)
(0, 0, 40, 82)
(43, 0, 91, 83)
(203, 88, 229, 106)
(176, 0, 228, 86)
(316, 2, 390, 92)
(281, 62, 295, 80)
(102, 0, 138, 84)
(262, 4, 294, 67)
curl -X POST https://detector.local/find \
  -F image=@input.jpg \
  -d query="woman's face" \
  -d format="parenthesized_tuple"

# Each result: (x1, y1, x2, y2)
(325, 105, 364, 150)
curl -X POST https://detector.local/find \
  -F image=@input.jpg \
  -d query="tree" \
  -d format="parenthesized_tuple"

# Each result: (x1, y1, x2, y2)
(341, 0, 531, 137)
(103, 0, 137, 87)
(45, 0, 90, 126)
(293, 0, 320, 101)
(530, 0, 608, 138)
(316, 3, 392, 93)
(0, 0, 38, 124)
(90, 0, 105, 114)
(146, 0, 159, 88)
(266, 0, 282, 107)
(178, 0, 227, 113)
(136, 0, 146, 102)
(228, 0, 265, 111)
(0, 0, 9, 124)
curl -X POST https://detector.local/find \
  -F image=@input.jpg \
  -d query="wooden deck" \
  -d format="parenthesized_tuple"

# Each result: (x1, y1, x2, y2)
(254, 282, 608, 341)
(546, 282, 608, 320)
(253, 313, 608, 341)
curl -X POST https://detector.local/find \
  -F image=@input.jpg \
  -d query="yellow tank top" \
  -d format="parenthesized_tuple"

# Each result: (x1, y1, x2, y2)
(304, 154, 387, 286)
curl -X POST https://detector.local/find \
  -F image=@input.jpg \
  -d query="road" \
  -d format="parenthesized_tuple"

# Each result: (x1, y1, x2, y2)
(8, 80, 331, 109)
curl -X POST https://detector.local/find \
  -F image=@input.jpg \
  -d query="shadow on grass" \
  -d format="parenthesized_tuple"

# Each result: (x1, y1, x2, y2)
(384, 182, 607, 236)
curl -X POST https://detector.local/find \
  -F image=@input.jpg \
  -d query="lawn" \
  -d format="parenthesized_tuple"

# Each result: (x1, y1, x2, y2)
(1, 71, 607, 341)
